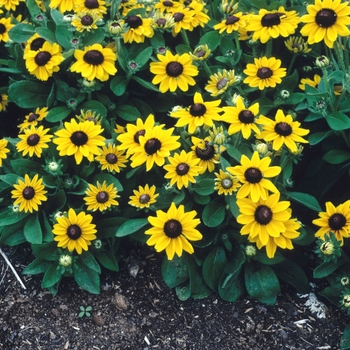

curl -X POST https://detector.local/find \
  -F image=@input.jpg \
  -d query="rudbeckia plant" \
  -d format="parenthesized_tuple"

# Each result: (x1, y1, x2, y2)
(1, 1, 350, 344)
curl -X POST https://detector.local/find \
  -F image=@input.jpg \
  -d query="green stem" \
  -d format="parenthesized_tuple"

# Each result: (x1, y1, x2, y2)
(265, 40, 273, 58)
(287, 54, 297, 76)
(321, 67, 335, 111)
(203, 61, 212, 77)
(180, 29, 191, 49)
(334, 38, 347, 73)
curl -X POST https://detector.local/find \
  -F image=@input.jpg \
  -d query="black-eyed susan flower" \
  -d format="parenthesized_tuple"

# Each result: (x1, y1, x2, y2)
(53, 119, 105, 165)
(170, 92, 223, 134)
(16, 125, 53, 158)
(313, 200, 350, 245)
(300, 0, 350, 48)
(299, 74, 321, 90)
(284, 36, 311, 54)
(256, 109, 309, 153)
(237, 193, 297, 258)
(49, 0, 75, 12)
(227, 151, 281, 203)
(24, 42, 64, 81)
(117, 114, 158, 157)
(0, 17, 14, 43)
(122, 15, 154, 43)
(150, 51, 198, 93)
(154, 0, 181, 13)
(0, 93, 8, 112)
(145, 202, 202, 260)
(74, 0, 107, 15)
(191, 136, 222, 174)
(0, 138, 10, 166)
(0, 0, 23, 11)
(152, 11, 176, 30)
(70, 43, 117, 82)
(171, 6, 196, 35)
(213, 12, 246, 34)
(214, 169, 240, 195)
(222, 96, 260, 139)
(76, 109, 102, 124)
(52, 208, 97, 254)
(18, 107, 48, 131)
(163, 150, 201, 189)
(246, 6, 299, 44)
(243, 56, 286, 90)
(187, 1, 210, 29)
(205, 69, 237, 96)
(84, 181, 119, 212)
(189, 44, 211, 61)
(95, 143, 127, 173)
(130, 125, 180, 171)
(24, 33, 47, 55)
(11, 174, 47, 213)
(71, 11, 101, 32)
(129, 184, 159, 209)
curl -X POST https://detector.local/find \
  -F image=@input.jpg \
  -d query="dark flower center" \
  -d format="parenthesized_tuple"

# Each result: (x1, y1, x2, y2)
(83, 50, 104, 65)
(176, 163, 189, 175)
(125, 15, 143, 29)
(106, 153, 117, 164)
(173, 12, 185, 22)
(195, 142, 215, 160)
(28, 113, 39, 122)
(195, 49, 206, 57)
(189, 103, 206, 117)
(257, 67, 273, 79)
(0, 24, 6, 35)
(30, 38, 46, 51)
(244, 167, 262, 183)
(84, 0, 99, 9)
(226, 15, 240, 25)
(139, 194, 150, 204)
(22, 186, 35, 200)
(316, 9, 337, 28)
(96, 191, 109, 203)
(67, 224, 82, 240)
(166, 62, 184, 77)
(82, 15, 94, 26)
(27, 134, 40, 146)
(238, 110, 255, 124)
(217, 78, 228, 90)
(164, 219, 182, 238)
(133, 129, 146, 144)
(144, 138, 161, 155)
(261, 13, 284, 27)
(157, 18, 167, 27)
(275, 122, 292, 136)
(328, 213, 346, 231)
(222, 178, 233, 189)
(35, 51, 52, 66)
(70, 131, 88, 146)
(254, 205, 273, 225)
(163, 0, 174, 6)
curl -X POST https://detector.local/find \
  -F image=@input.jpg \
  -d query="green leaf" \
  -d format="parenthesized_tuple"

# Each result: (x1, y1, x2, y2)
(187, 256, 212, 299)
(218, 274, 244, 302)
(0, 220, 26, 246)
(79, 100, 107, 117)
(0, 210, 28, 227)
(46, 106, 72, 123)
(0, 174, 21, 186)
(244, 262, 280, 304)
(325, 111, 350, 131)
(91, 172, 123, 192)
(293, 225, 316, 246)
(202, 197, 225, 227)
(115, 104, 140, 121)
(82, 28, 105, 46)
(287, 191, 322, 212)
(35, 27, 56, 43)
(9, 23, 35, 43)
(175, 285, 191, 301)
(313, 258, 348, 279)
(131, 75, 160, 92)
(10, 158, 42, 175)
(79, 251, 101, 274)
(110, 75, 128, 96)
(192, 178, 215, 196)
(202, 246, 227, 291)
(24, 213, 42, 244)
(134, 46, 153, 67)
(199, 31, 221, 51)
(308, 131, 333, 145)
(32, 242, 59, 261)
(23, 258, 53, 275)
(319, 285, 342, 306)
(42, 263, 63, 288)
(116, 218, 149, 237)
(8, 81, 50, 108)
(96, 251, 119, 272)
(225, 144, 242, 163)
(95, 217, 127, 238)
(161, 254, 189, 289)
(341, 324, 350, 350)
(73, 260, 100, 294)
(55, 25, 73, 49)
(225, 195, 240, 218)
(50, 8, 65, 25)
(254, 251, 285, 265)
(323, 150, 350, 164)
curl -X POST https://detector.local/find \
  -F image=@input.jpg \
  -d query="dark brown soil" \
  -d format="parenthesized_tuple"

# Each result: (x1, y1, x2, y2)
(0, 245, 348, 350)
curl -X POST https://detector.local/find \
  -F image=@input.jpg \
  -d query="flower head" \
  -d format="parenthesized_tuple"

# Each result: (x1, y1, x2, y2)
(18, 107, 48, 131)
(122, 15, 154, 43)
(214, 169, 240, 195)
(0, 17, 14, 43)
(53, 208, 97, 254)
(49, 0, 75, 12)
(0, 94, 8, 112)
(84, 181, 120, 212)
(95, 143, 128, 173)
(284, 36, 311, 54)
(74, 0, 107, 15)
(0, 138, 10, 166)
(189, 44, 211, 61)
(299, 74, 321, 90)
(214, 12, 247, 34)
(71, 11, 102, 32)
(145, 202, 202, 260)
(129, 184, 159, 209)
(205, 69, 237, 96)
(11, 174, 47, 213)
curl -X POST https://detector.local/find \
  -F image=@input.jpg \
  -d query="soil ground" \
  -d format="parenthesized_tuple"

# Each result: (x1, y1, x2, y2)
(0, 244, 349, 350)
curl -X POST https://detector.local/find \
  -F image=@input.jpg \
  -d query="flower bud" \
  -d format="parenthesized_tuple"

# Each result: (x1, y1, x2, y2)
(280, 90, 290, 100)
(94, 239, 103, 250)
(315, 55, 330, 68)
(245, 245, 256, 256)
(341, 277, 350, 286)
(320, 241, 334, 255)
(343, 294, 350, 308)
(59, 254, 72, 267)
(256, 142, 268, 156)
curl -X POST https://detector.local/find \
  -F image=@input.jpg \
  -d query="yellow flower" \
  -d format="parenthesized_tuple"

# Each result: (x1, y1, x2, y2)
(189, 44, 211, 61)
(122, 15, 154, 43)
(95, 143, 128, 173)
(11, 174, 47, 213)
(70, 43, 117, 82)
(171, 6, 196, 35)
(214, 12, 247, 34)
(0, 17, 14, 43)
(300, 0, 350, 48)
(170, 92, 223, 134)
(0, 93, 8, 112)
(256, 109, 309, 153)
(18, 107, 48, 131)
(129, 184, 159, 209)
(0, 0, 24, 11)
(52, 208, 97, 254)
(24, 42, 64, 81)
(53, 119, 105, 165)
(84, 181, 119, 212)
(16, 125, 53, 158)
(150, 51, 198, 93)
(205, 69, 237, 96)
(214, 170, 240, 195)
(71, 11, 102, 32)
(299, 74, 322, 90)
(227, 151, 281, 202)
(145, 202, 202, 260)
(74, 0, 107, 15)
(284, 36, 311, 54)
(243, 56, 286, 90)
(313, 200, 350, 245)
(49, 0, 75, 12)
(0, 138, 10, 166)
